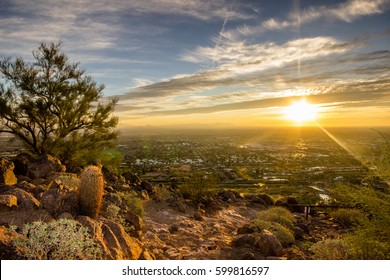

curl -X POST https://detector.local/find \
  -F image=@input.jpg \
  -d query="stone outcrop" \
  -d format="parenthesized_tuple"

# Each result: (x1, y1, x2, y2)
(0, 158, 17, 186)
(0, 195, 18, 212)
(0, 226, 24, 259)
(27, 155, 66, 179)
(0, 209, 53, 229)
(3, 188, 40, 210)
(40, 186, 79, 217)
(12, 153, 32, 176)
(77, 216, 143, 260)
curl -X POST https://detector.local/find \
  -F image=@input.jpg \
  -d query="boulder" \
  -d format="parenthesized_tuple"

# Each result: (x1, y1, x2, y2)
(122, 172, 141, 185)
(12, 153, 32, 176)
(219, 190, 236, 202)
(40, 186, 79, 217)
(27, 155, 66, 179)
(258, 194, 274, 206)
(140, 181, 153, 193)
(4, 188, 40, 210)
(0, 158, 17, 186)
(0, 195, 18, 212)
(0, 226, 24, 259)
(124, 211, 143, 231)
(254, 230, 283, 257)
(0, 209, 53, 229)
(77, 216, 143, 260)
(232, 234, 257, 247)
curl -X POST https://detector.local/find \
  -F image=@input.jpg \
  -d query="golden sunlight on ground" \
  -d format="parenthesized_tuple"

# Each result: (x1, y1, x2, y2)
(284, 99, 318, 126)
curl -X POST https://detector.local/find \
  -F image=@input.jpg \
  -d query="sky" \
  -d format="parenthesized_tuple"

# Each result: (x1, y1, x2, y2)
(0, 0, 389, 128)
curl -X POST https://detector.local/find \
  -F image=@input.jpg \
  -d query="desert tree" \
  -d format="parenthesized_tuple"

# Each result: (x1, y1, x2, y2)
(0, 42, 118, 164)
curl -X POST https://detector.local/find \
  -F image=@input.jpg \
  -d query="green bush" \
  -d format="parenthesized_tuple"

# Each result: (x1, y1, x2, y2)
(250, 219, 294, 247)
(13, 219, 102, 260)
(331, 208, 368, 228)
(119, 191, 144, 218)
(153, 185, 172, 202)
(256, 207, 295, 230)
(309, 239, 350, 260)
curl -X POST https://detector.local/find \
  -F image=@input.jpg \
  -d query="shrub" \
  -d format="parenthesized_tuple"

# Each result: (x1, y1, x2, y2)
(153, 185, 172, 202)
(79, 166, 104, 218)
(178, 171, 216, 200)
(250, 219, 294, 247)
(345, 228, 390, 259)
(13, 219, 102, 260)
(309, 239, 349, 260)
(256, 207, 295, 230)
(119, 191, 144, 218)
(331, 208, 368, 228)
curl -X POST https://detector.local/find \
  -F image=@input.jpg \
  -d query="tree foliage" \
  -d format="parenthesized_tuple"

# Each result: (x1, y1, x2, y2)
(0, 42, 118, 164)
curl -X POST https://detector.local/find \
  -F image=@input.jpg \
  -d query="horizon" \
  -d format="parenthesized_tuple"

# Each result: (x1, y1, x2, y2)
(1, 0, 389, 128)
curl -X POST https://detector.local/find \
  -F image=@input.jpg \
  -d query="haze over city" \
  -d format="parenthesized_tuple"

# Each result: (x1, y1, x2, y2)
(1, 0, 389, 127)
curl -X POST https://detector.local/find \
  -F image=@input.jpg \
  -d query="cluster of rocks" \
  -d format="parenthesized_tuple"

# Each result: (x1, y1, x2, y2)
(0, 155, 151, 260)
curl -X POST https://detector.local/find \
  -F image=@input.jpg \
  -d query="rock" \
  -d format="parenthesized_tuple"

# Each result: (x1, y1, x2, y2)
(193, 212, 204, 221)
(140, 181, 153, 193)
(175, 201, 188, 213)
(102, 219, 143, 260)
(219, 190, 236, 202)
(241, 252, 256, 260)
(286, 247, 306, 260)
(124, 211, 143, 231)
(258, 194, 274, 206)
(77, 216, 143, 260)
(237, 224, 255, 234)
(293, 227, 305, 240)
(122, 172, 141, 185)
(287, 197, 304, 213)
(0, 226, 24, 259)
(254, 230, 283, 257)
(168, 224, 179, 234)
(40, 186, 79, 217)
(139, 249, 155, 260)
(140, 190, 150, 200)
(0, 210, 53, 229)
(296, 222, 310, 234)
(57, 212, 74, 220)
(4, 188, 40, 210)
(0, 158, 17, 186)
(286, 197, 299, 205)
(232, 234, 257, 247)
(0, 195, 18, 212)
(27, 155, 66, 179)
(12, 153, 32, 176)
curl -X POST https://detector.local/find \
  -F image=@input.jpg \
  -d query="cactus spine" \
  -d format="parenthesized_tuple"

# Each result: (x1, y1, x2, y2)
(79, 166, 104, 219)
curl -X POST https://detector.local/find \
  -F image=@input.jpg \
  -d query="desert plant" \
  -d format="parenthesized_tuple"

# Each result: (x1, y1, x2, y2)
(309, 239, 350, 260)
(153, 185, 172, 202)
(119, 191, 144, 218)
(179, 171, 217, 200)
(0, 42, 118, 164)
(79, 165, 104, 218)
(250, 219, 294, 247)
(13, 219, 102, 260)
(256, 206, 295, 230)
(331, 208, 368, 228)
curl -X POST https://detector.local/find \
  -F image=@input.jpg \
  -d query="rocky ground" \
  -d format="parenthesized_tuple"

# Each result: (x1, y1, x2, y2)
(0, 154, 346, 260)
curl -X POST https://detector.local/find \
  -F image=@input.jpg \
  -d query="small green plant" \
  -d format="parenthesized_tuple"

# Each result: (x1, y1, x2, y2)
(13, 219, 102, 260)
(309, 239, 349, 260)
(256, 207, 295, 230)
(331, 208, 368, 228)
(119, 191, 144, 218)
(153, 185, 172, 202)
(250, 219, 294, 247)
(103, 204, 126, 225)
(79, 165, 104, 218)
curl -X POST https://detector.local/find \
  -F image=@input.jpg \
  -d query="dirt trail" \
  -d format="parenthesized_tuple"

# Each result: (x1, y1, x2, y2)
(142, 200, 260, 260)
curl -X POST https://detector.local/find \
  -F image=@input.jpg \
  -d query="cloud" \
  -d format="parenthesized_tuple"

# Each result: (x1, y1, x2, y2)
(229, 0, 390, 38)
(121, 36, 357, 100)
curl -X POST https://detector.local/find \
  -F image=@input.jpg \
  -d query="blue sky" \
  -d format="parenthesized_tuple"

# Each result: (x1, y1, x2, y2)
(0, 0, 389, 127)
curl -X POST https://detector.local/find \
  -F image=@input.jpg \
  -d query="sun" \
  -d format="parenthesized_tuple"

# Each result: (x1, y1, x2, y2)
(284, 99, 318, 125)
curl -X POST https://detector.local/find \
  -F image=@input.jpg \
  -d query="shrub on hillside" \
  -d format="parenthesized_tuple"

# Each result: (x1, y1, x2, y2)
(13, 219, 102, 260)
(309, 239, 349, 260)
(331, 208, 368, 228)
(256, 207, 295, 230)
(119, 191, 144, 218)
(250, 219, 294, 247)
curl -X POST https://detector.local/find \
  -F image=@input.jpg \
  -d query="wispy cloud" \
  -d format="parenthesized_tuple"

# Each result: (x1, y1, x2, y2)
(229, 0, 390, 38)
